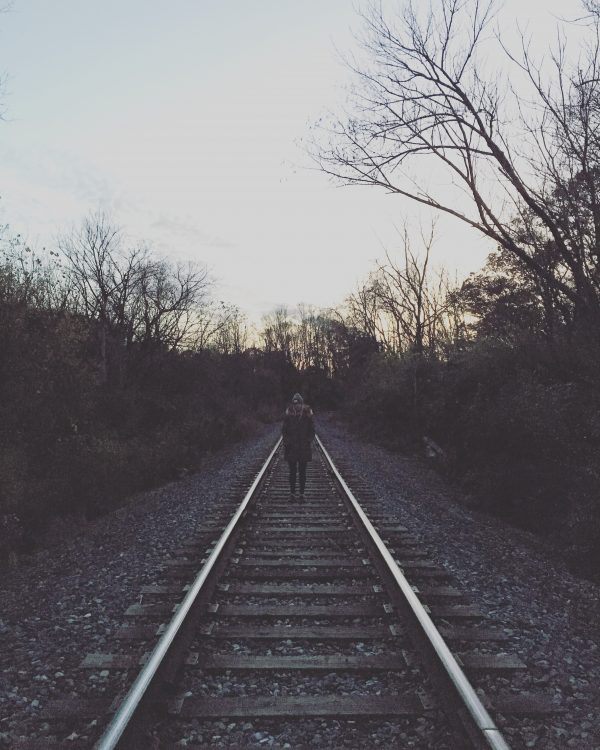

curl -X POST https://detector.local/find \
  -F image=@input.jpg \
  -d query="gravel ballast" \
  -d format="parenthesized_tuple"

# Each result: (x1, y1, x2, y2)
(318, 415, 600, 749)
(0, 423, 279, 747)
(2, 413, 599, 748)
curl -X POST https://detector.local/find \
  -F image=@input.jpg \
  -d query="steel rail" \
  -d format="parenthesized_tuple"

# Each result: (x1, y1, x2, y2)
(95, 436, 283, 750)
(316, 434, 511, 750)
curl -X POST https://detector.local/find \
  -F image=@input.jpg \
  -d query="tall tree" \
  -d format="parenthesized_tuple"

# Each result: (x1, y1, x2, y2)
(344, 226, 463, 356)
(261, 306, 295, 363)
(60, 213, 211, 384)
(316, 0, 600, 326)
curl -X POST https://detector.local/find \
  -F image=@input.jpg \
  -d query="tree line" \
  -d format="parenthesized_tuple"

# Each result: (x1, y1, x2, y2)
(250, 0, 600, 579)
(0, 214, 290, 559)
(307, 0, 600, 579)
(3, 0, 600, 579)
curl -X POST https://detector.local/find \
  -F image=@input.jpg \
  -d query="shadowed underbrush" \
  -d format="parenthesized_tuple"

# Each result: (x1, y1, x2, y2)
(0, 306, 283, 558)
(342, 340, 600, 580)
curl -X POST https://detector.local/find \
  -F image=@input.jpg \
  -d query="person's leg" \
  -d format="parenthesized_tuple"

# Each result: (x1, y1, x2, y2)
(298, 462, 307, 496)
(288, 460, 298, 496)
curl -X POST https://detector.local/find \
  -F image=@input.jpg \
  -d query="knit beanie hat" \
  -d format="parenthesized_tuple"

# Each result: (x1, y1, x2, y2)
(291, 393, 303, 404)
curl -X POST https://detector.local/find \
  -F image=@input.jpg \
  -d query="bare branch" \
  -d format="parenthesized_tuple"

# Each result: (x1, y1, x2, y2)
(313, 0, 600, 324)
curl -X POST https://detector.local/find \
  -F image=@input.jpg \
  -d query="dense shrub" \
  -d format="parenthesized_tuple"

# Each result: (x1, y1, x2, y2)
(342, 338, 600, 578)
(0, 303, 285, 558)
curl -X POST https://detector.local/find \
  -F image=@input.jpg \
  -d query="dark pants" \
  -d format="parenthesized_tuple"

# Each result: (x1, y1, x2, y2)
(288, 460, 307, 493)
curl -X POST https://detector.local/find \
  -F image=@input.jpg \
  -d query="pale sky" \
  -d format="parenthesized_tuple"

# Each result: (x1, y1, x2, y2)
(0, 0, 589, 321)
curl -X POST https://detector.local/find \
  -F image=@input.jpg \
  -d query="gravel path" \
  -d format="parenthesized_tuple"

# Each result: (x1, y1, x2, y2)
(318, 415, 600, 750)
(0, 423, 279, 748)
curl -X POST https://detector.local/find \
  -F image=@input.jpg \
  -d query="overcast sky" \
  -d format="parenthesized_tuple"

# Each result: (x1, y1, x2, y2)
(0, 0, 588, 321)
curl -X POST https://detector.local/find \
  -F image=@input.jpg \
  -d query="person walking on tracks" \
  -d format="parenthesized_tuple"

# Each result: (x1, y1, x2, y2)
(282, 393, 315, 501)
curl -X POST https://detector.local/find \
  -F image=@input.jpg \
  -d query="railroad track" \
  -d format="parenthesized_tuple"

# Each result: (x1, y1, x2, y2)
(35, 435, 559, 749)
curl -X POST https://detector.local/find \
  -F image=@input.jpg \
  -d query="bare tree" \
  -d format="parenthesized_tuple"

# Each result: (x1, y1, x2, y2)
(373, 226, 435, 354)
(316, 0, 600, 326)
(136, 259, 210, 352)
(260, 305, 352, 373)
(60, 213, 129, 383)
(60, 212, 212, 383)
(344, 224, 462, 356)
(261, 306, 295, 363)
(192, 301, 247, 353)
(210, 305, 249, 355)
(345, 279, 386, 345)
(0, 231, 71, 312)
(293, 304, 329, 370)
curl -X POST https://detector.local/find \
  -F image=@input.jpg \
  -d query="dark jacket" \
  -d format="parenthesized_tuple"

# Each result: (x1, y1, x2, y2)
(282, 404, 315, 463)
